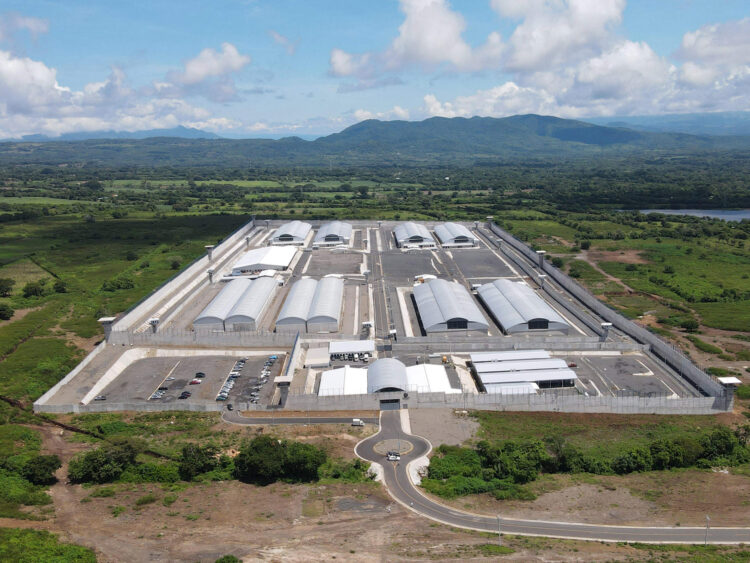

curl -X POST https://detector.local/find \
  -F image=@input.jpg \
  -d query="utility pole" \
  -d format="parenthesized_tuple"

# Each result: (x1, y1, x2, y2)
(497, 515, 502, 546)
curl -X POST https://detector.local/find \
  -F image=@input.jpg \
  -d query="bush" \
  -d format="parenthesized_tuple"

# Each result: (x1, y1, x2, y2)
(551, 257, 564, 268)
(179, 444, 219, 481)
(21, 455, 61, 486)
(0, 277, 14, 297)
(612, 446, 652, 474)
(68, 441, 139, 484)
(580, 240, 591, 250)
(0, 304, 13, 320)
(101, 276, 135, 292)
(135, 493, 158, 506)
(0, 528, 96, 562)
(22, 280, 46, 298)
(170, 260, 181, 270)
(53, 279, 67, 293)
(736, 385, 750, 400)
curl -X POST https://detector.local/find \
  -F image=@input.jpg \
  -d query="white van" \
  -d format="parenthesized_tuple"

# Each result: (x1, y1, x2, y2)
(351, 418, 365, 427)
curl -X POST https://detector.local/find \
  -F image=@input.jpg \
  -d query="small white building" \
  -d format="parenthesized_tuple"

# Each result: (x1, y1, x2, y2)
(270, 221, 311, 246)
(314, 221, 353, 246)
(231, 246, 297, 275)
(318, 365, 368, 396)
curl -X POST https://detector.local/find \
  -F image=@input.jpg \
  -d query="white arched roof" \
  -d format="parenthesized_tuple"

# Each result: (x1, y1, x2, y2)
(194, 278, 252, 325)
(367, 358, 408, 393)
(314, 221, 353, 243)
(277, 278, 318, 325)
(413, 279, 488, 332)
(434, 222, 478, 244)
(308, 277, 344, 324)
(272, 220, 311, 242)
(394, 222, 435, 245)
(477, 279, 569, 333)
(225, 277, 278, 325)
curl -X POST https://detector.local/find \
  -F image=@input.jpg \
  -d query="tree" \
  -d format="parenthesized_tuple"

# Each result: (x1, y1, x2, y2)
(179, 444, 219, 481)
(580, 240, 591, 250)
(283, 442, 327, 482)
(53, 279, 67, 293)
(170, 260, 181, 270)
(68, 441, 140, 484)
(0, 303, 13, 320)
(0, 277, 14, 297)
(234, 436, 285, 485)
(680, 319, 699, 333)
(21, 455, 62, 485)
(22, 280, 46, 298)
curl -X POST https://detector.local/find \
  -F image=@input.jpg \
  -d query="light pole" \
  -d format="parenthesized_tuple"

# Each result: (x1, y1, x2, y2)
(705, 515, 710, 545)
(497, 515, 502, 546)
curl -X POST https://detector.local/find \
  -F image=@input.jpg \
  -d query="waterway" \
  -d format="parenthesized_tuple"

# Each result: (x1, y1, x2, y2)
(637, 209, 750, 222)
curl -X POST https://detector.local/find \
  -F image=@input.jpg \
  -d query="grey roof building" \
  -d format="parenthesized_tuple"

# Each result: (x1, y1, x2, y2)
(194, 277, 276, 331)
(477, 279, 570, 334)
(413, 278, 489, 333)
(367, 358, 408, 393)
(270, 220, 311, 245)
(434, 222, 479, 246)
(314, 221, 353, 246)
(276, 277, 344, 333)
(393, 222, 436, 248)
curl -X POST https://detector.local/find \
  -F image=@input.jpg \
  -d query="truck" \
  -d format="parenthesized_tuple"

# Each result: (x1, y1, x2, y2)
(351, 418, 365, 427)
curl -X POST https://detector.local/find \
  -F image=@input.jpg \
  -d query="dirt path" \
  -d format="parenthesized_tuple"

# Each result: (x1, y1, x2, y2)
(574, 250, 635, 293)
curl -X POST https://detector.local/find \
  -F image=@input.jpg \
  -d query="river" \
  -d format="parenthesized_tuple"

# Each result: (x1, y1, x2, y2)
(637, 209, 750, 222)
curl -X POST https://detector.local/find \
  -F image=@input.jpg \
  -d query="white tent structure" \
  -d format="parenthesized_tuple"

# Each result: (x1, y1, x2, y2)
(276, 277, 344, 333)
(477, 279, 570, 334)
(194, 278, 251, 331)
(434, 222, 479, 246)
(231, 246, 296, 275)
(318, 365, 368, 396)
(270, 220, 311, 245)
(393, 222, 436, 248)
(413, 279, 488, 333)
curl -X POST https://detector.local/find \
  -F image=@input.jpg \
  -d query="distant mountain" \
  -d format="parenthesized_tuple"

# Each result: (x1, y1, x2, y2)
(1, 114, 748, 167)
(15, 125, 221, 142)
(585, 111, 750, 137)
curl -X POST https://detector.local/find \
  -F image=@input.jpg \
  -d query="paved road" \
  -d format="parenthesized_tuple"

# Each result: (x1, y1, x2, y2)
(356, 411, 750, 544)
(222, 411, 378, 426)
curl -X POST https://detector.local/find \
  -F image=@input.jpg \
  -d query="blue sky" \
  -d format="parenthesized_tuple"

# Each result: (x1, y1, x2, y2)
(0, 1, 748, 137)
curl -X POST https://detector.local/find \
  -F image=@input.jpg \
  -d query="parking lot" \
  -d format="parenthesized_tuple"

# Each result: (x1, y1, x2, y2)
(96, 354, 287, 406)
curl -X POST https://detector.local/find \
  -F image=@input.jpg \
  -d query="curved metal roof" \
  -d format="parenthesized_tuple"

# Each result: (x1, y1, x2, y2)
(413, 279, 488, 332)
(477, 279, 569, 333)
(307, 277, 344, 323)
(194, 278, 252, 325)
(272, 220, 311, 241)
(314, 221, 353, 243)
(394, 222, 434, 244)
(276, 278, 318, 324)
(434, 222, 478, 244)
(367, 358, 408, 393)
(225, 276, 277, 324)
(232, 246, 296, 272)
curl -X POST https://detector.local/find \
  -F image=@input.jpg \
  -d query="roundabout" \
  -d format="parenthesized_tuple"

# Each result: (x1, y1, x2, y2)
(373, 438, 413, 455)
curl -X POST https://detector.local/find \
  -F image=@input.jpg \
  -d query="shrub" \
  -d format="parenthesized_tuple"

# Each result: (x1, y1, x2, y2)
(101, 276, 135, 292)
(0, 278, 14, 297)
(612, 446, 652, 474)
(22, 280, 46, 298)
(734, 385, 750, 400)
(179, 444, 219, 481)
(68, 441, 139, 484)
(135, 493, 158, 506)
(234, 436, 327, 485)
(580, 240, 591, 250)
(21, 455, 61, 486)
(53, 279, 67, 293)
(0, 304, 13, 320)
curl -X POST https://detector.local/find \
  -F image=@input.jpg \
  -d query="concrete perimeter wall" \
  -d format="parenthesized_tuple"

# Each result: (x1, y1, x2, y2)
(486, 222, 726, 398)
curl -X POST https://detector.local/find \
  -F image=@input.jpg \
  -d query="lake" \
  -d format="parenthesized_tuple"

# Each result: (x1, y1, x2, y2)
(637, 209, 750, 222)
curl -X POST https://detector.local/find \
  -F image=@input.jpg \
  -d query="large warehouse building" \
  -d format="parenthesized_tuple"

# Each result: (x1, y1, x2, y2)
(318, 358, 457, 396)
(470, 350, 577, 391)
(276, 277, 344, 333)
(270, 220, 311, 245)
(231, 246, 297, 275)
(477, 279, 570, 334)
(413, 279, 489, 333)
(393, 222, 436, 248)
(434, 222, 479, 247)
(194, 277, 277, 331)
(314, 221, 353, 246)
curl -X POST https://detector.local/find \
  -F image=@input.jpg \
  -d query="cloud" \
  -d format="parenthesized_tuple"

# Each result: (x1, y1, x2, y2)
(337, 76, 404, 93)
(354, 105, 410, 121)
(490, 0, 625, 71)
(678, 18, 750, 65)
(172, 42, 251, 85)
(328, 0, 502, 78)
(268, 30, 297, 55)
(0, 13, 49, 43)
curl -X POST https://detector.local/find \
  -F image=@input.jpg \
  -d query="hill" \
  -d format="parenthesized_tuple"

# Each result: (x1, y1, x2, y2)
(11, 126, 221, 142)
(585, 111, 750, 137)
(0, 115, 748, 167)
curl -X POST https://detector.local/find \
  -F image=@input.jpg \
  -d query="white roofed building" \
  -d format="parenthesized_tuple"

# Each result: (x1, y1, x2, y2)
(276, 277, 344, 333)
(434, 222, 479, 247)
(318, 366, 368, 396)
(314, 221, 352, 246)
(231, 246, 296, 275)
(413, 279, 488, 333)
(194, 277, 277, 331)
(393, 222, 436, 248)
(477, 279, 570, 334)
(270, 220, 311, 245)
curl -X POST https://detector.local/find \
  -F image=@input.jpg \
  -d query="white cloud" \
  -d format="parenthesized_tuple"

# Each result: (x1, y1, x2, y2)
(491, 0, 625, 71)
(0, 49, 69, 115)
(678, 18, 750, 66)
(268, 30, 296, 55)
(0, 13, 49, 42)
(328, 0, 502, 81)
(173, 42, 251, 85)
(354, 105, 410, 121)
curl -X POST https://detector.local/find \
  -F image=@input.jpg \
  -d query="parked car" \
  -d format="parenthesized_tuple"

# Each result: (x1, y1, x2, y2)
(189, 379, 202, 385)
(94, 395, 107, 401)
(195, 372, 206, 378)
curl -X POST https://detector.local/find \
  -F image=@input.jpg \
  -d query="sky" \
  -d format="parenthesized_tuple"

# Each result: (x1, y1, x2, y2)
(0, 0, 748, 138)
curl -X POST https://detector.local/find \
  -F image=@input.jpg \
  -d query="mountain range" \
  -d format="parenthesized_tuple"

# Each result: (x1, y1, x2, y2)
(1, 114, 749, 167)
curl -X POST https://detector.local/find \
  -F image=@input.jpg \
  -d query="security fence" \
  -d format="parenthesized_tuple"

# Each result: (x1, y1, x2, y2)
(486, 222, 726, 398)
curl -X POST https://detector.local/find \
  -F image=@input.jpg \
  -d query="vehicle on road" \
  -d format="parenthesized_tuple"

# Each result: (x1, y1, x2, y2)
(386, 451, 400, 461)
(352, 418, 365, 426)
(94, 395, 107, 401)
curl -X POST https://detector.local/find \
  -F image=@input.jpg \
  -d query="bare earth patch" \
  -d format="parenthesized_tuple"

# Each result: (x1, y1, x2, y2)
(0, 307, 40, 328)
(586, 249, 649, 264)
(409, 408, 479, 446)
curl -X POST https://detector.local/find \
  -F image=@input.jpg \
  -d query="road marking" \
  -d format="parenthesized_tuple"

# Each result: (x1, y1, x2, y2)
(150, 360, 181, 400)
